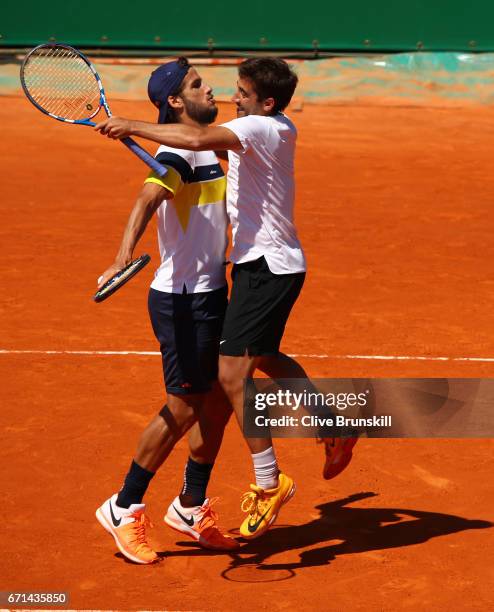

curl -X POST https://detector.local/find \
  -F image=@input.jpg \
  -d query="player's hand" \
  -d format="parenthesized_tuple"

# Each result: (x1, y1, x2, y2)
(97, 261, 129, 288)
(94, 117, 133, 139)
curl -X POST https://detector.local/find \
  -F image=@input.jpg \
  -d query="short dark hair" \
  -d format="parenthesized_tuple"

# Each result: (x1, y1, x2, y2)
(238, 57, 298, 114)
(165, 56, 190, 123)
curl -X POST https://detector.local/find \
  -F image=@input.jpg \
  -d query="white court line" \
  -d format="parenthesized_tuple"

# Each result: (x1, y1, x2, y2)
(1, 349, 494, 362)
(0, 349, 159, 356)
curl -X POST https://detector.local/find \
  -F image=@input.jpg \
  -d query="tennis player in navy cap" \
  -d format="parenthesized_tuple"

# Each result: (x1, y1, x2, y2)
(95, 58, 239, 564)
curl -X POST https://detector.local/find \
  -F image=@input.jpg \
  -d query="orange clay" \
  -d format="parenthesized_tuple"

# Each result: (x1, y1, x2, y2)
(1, 97, 493, 609)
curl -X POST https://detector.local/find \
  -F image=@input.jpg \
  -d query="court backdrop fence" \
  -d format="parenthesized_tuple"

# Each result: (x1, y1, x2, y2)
(1, 0, 494, 52)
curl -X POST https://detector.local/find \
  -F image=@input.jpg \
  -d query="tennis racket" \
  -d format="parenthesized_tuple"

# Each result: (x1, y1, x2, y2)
(20, 43, 167, 177)
(94, 254, 151, 303)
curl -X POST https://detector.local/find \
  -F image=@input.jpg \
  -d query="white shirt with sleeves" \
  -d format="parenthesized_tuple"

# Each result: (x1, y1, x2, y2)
(220, 113, 306, 274)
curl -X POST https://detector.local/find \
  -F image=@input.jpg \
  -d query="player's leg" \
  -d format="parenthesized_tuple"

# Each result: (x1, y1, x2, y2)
(96, 391, 202, 564)
(257, 353, 359, 480)
(257, 351, 307, 378)
(187, 382, 232, 465)
(218, 352, 264, 450)
(133, 395, 199, 473)
(164, 286, 239, 550)
(96, 288, 205, 563)
(218, 256, 304, 539)
(219, 354, 296, 541)
(166, 383, 238, 550)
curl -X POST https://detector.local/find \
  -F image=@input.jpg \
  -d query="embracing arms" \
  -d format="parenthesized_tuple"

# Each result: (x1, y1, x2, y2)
(95, 118, 242, 153)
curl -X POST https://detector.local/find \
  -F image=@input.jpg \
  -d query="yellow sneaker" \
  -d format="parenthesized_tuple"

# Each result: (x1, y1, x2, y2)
(239, 473, 296, 539)
(96, 494, 159, 564)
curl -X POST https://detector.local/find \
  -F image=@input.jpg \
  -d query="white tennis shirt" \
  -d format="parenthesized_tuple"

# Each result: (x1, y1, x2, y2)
(221, 113, 306, 274)
(145, 146, 228, 293)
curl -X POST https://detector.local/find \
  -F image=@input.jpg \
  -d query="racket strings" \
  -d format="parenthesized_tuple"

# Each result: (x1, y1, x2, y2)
(29, 47, 99, 118)
(34, 48, 89, 115)
(22, 46, 101, 121)
(31, 47, 99, 119)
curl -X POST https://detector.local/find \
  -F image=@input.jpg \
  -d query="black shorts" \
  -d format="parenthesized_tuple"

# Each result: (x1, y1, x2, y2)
(220, 256, 305, 357)
(148, 286, 228, 395)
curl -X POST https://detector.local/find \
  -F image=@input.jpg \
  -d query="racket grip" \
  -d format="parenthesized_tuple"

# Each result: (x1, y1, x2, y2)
(120, 137, 168, 177)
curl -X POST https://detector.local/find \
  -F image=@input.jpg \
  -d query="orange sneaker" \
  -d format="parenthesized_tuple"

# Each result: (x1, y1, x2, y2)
(320, 436, 359, 480)
(96, 494, 159, 564)
(164, 497, 240, 551)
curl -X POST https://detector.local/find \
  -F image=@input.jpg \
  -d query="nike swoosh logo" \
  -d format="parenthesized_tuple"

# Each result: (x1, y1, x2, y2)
(173, 505, 195, 527)
(220, 340, 227, 344)
(109, 500, 121, 527)
(247, 509, 270, 533)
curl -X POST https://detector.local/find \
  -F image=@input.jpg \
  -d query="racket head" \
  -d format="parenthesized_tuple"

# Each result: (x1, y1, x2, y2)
(20, 43, 104, 124)
(93, 254, 151, 303)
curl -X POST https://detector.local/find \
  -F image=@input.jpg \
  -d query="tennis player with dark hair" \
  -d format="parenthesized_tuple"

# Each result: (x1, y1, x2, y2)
(95, 58, 240, 564)
(96, 57, 357, 541)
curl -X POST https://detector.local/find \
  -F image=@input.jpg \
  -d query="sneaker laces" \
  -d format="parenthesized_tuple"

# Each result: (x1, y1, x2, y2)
(128, 512, 154, 551)
(240, 490, 269, 518)
(196, 497, 220, 532)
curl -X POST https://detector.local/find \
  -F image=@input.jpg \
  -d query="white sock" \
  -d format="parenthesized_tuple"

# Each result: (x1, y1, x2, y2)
(252, 447, 279, 490)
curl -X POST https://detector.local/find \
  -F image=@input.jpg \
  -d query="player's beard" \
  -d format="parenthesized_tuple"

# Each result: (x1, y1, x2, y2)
(183, 98, 218, 125)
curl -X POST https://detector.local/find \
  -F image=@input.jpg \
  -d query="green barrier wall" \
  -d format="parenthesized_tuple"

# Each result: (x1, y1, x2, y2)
(2, 1, 494, 51)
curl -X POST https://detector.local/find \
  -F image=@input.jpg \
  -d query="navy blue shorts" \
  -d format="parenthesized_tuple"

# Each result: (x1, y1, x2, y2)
(148, 286, 228, 395)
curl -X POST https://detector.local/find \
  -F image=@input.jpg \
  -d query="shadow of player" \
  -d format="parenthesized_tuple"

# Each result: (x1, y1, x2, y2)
(216, 492, 492, 580)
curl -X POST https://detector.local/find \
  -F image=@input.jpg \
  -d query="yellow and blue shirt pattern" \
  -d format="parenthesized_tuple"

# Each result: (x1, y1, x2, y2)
(146, 148, 226, 233)
(145, 146, 228, 294)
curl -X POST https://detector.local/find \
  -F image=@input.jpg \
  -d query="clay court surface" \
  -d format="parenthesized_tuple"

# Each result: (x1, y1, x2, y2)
(1, 96, 494, 610)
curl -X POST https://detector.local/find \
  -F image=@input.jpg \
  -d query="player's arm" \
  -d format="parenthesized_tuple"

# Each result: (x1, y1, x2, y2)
(215, 150, 229, 161)
(95, 118, 242, 152)
(97, 181, 170, 288)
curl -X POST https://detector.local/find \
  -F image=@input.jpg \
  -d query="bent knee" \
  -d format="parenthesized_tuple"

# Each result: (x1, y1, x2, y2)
(159, 401, 197, 436)
(219, 355, 254, 388)
(218, 368, 242, 395)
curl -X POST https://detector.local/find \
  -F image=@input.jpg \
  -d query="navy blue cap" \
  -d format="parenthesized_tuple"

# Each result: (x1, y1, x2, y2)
(148, 60, 190, 124)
